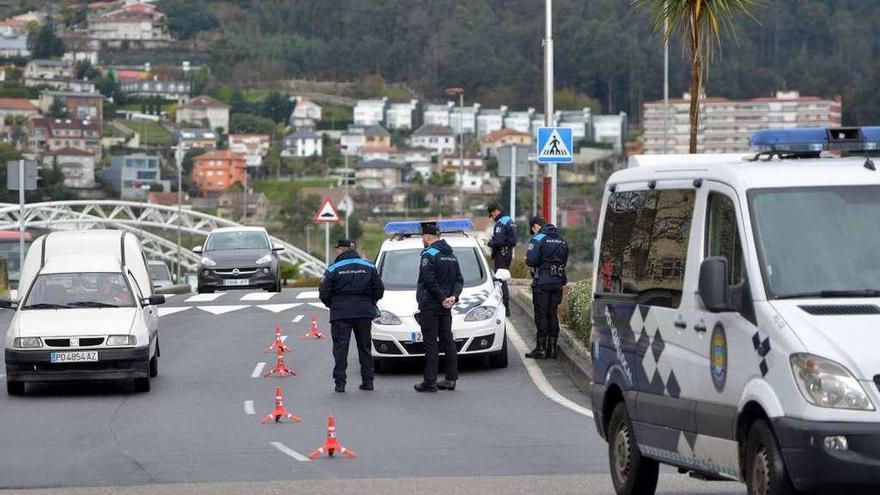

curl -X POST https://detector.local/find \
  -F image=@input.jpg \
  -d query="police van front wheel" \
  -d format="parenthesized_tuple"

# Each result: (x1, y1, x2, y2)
(608, 402, 658, 495)
(745, 420, 796, 495)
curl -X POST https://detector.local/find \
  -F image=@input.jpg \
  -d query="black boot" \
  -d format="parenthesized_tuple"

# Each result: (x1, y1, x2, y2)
(438, 379, 456, 391)
(414, 381, 438, 393)
(547, 337, 558, 359)
(524, 337, 547, 359)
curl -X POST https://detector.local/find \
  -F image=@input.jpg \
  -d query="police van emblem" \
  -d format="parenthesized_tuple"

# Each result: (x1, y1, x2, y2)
(421, 258, 428, 267)
(710, 323, 728, 393)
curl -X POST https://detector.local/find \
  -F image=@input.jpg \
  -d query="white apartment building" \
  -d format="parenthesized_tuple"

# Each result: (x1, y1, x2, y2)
(353, 98, 388, 126)
(449, 103, 480, 135)
(423, 102, 454, 127)
(385, 99, 419, 131)
(476, 106, 507, 138)
(503, 108, 534, 134)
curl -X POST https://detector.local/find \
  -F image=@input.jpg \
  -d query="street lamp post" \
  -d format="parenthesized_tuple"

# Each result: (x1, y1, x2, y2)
(445, 87, 465, 215)
(174, 141, 184, 283)
(543, 0, 557, 225)
(663, 8, 670, 154)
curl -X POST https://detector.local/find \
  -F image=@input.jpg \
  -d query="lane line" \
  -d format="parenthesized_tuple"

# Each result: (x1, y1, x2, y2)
(198, 305, 249, 315)
(295, 291, 319, 300)
(270, 441, 311, 462)
(244, 400, 255, 415)
(185, 293, 224, 303)
(293, 314, 304, 323)
(506, 320, 593, 418)
(251, 362, 266, 378)
(242, 292, 276, 301)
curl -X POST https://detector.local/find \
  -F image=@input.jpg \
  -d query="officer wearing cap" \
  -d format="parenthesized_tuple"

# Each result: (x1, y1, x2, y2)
(524, 216, 569, 359)
(319, 239, 384, 393)
(487, 202, 517, 316)
(414, 222, 464, 393)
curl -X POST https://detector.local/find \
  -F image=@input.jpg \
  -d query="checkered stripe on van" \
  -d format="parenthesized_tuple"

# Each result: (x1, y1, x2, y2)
(752, 331, 771, 376)
(630, 306, 681, 398)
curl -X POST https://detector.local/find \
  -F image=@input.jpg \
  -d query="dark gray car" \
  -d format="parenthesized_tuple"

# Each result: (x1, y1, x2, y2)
(194, 227, 283, 293)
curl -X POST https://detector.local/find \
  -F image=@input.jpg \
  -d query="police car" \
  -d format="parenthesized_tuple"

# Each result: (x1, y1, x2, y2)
(371, 219, 508, 370)
(591, 127, 880, 494)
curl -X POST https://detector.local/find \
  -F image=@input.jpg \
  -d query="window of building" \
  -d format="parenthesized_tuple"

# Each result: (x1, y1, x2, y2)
(706, 192, 744, 284)
(597, 189, 696, 308)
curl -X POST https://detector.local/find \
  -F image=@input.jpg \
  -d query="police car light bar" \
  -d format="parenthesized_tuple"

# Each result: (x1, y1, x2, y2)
(749, 127, 880, 154)
(383, 219, 474, 235)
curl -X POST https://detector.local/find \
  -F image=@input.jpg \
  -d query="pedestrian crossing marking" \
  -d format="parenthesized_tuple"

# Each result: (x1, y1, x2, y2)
(241, 292, 277, 301)
(308, 302, 328, 310)
(296, 291, 320, 300)
(536, 127, 574, 164)
(186, 293, 224, 303)
(158, 306, 191, 317)
(258, 303, 302, 314)
(198, 305, 249, 315)
(293, 315, 304, 323)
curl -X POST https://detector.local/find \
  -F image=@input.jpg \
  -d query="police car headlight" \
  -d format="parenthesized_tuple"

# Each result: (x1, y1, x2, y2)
(200, 256, 217, 267)
(374, 310, 401, 325)
(255, 254, 273, 265)
(13, 337, 41, 348)
(465, 306, 496, 322)
(790, 354, 874, 411)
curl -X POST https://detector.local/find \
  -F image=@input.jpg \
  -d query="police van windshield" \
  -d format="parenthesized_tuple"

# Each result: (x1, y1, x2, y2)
(379, 247, 485, 290)
(23, 273, 135, 309)
(749, 185, 880, 299)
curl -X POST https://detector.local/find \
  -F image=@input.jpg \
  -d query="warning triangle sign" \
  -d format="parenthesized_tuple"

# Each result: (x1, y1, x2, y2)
(313, 198, 342, 224)
(538, 128, 572, 160)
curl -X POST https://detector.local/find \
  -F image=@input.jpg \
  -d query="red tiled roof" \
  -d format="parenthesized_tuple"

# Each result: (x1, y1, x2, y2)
(481, 128, 530, 142)
(148, 191, 190, 206)
(361, 146, 399, 153)
(0, 98, 35, 111)
(194, 149, 245, 162)
(48, 147, 93, 156)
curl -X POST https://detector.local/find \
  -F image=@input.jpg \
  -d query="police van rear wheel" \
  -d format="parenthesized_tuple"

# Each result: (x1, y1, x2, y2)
(608, 402, 658, 495)
(745, 420, 796, 495)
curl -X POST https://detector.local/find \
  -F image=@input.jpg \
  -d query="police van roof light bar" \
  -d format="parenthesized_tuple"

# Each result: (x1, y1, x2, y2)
(384, 219, 474, 236)
(749, 127, 880, 159)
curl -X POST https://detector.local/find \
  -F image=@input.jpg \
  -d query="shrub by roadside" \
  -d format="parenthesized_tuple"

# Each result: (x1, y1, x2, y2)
(561, 279, 593, 345)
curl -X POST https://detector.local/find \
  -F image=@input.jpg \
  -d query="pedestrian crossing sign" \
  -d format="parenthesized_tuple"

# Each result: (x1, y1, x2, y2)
(536, 127, 574, 164)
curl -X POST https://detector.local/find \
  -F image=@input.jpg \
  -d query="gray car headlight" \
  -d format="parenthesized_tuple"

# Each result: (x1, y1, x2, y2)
(790, 353, 874, 411)
(107, 335, 137, 346)
(256, 254, 273, 265)
(374, 310, 402, 325)
(465, 306, 496, 322)
(200, 256, 217, 267)
(14, 337, 41, 348)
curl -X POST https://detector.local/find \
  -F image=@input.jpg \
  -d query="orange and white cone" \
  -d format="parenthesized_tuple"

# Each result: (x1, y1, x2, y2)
(264, 326, 292, 354)
(263, 350, 297, 377)
(309, 415, 356, 459)
(260, 386, 302, 424)
(300, 315, 326, 340)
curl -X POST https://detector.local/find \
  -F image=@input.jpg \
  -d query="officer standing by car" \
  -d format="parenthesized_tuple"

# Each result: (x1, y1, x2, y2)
(319, 239, 384, 393)
(414, 222, 464, 393)
(486, 202, 517, 316)
(524, 216, 568, 360)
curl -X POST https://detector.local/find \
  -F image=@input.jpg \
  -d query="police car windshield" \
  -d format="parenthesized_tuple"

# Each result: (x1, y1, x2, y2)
(749, 185, 880, 299)
(23, 273, 135, 309)
(379, 247, 485, 289)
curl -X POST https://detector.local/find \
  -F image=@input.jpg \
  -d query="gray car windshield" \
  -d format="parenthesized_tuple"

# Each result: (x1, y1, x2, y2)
(206, 231, 270, 251)
(23, 273, 135, 309)
(379, 247, 485, 290)
(749, 186, 880, 299)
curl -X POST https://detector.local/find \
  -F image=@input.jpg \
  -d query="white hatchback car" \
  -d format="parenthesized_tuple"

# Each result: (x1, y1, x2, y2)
(371, 219, 508, 370)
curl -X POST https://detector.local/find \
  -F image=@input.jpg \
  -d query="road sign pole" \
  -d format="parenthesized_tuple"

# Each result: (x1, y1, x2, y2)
(544, 0, 556, 225)
(18, 159, 24, 272)
(509, 146, 516, 220)
(324, 223, 330, 265)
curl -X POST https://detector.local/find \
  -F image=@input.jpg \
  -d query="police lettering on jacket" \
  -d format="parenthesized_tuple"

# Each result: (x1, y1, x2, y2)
(416, 239, 464, 313)
(319, 250, 384, 322)
(526, 224, 569, 288)
(488, 214, 517, 259)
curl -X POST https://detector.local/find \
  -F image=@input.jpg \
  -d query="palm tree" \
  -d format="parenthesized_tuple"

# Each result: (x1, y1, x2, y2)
(636, 0, 759, 153)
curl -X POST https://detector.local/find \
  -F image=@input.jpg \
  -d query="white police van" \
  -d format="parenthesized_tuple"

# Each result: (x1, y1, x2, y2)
(371, 219, 509, 370)
(591, 127, 880, 494)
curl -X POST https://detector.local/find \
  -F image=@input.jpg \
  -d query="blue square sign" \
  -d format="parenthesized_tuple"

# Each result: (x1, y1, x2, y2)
(536, 127, 574, 164)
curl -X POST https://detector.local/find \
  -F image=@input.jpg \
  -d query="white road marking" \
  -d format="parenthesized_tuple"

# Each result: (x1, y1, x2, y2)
(295, 291, 319, 300)
(270, 441, 311, 462)
(244, 400, 255, 415)
(162, 294, 176, 298)
(506, 320, 593, 418)
(186, 293, 224, 303)
(198, 305, 249, 315)
(158, 306, 191, 317)
(280, 336, 288, 343)
(308, 302, 328, 310)
(242, 292, 276, 301)
(257, 303, 301, 313)
(293, 314, 304, 323)
(251, 362, 266, 378)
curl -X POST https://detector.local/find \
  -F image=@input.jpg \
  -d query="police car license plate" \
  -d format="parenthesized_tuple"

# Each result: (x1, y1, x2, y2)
(51, 351, 98, 363)
(223, 279, 249, 286)
(410, 331, 423, 343)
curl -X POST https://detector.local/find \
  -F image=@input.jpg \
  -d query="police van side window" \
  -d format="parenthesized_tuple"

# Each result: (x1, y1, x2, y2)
(597, 189, 695, 308)
(706, 193, 743, 284)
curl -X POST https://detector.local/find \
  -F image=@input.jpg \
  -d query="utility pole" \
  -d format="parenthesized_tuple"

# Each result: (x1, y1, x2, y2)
(18, 159, 24, 272)
(175, 141, 184, 282)
(544, 0, 557, 225)
(663, 8, 669, 154)
(343, 147, 350, 239)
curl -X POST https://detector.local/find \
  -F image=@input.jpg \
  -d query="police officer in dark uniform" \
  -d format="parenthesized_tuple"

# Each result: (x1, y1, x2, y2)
(487, 202, 517, 316)
(524, 216, 568, 359)
(319, 239, 384, 393)
(414, 222, 464, 393)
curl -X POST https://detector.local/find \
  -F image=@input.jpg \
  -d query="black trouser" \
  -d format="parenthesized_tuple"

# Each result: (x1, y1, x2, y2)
(493, 251, 512, 314)
(330, 318, 374, 386)
(532, 286, 563, 340)
(417, 310, 458, 383)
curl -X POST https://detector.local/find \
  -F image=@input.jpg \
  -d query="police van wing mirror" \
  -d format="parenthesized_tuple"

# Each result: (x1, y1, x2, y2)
(494, 269, 511, 282)
(698, 257, 738, 313)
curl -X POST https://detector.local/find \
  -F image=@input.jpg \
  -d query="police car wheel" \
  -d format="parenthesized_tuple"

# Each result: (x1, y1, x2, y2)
(6, 380, 24, 396)
(133, 377, 151, 393)
(745, 421, 796, 495)
(149, 354, 158, 378)
(608, 402, 658, 495)
(489, 333, 508, 368)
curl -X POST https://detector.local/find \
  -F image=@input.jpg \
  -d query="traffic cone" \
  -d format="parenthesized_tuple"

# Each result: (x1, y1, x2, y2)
(260, 386, 302, 424)
(263, 349, 297, 377)
(300, 315, 326, 340)
(264, 326, 292, 354)
(309, 415, 356, 459)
